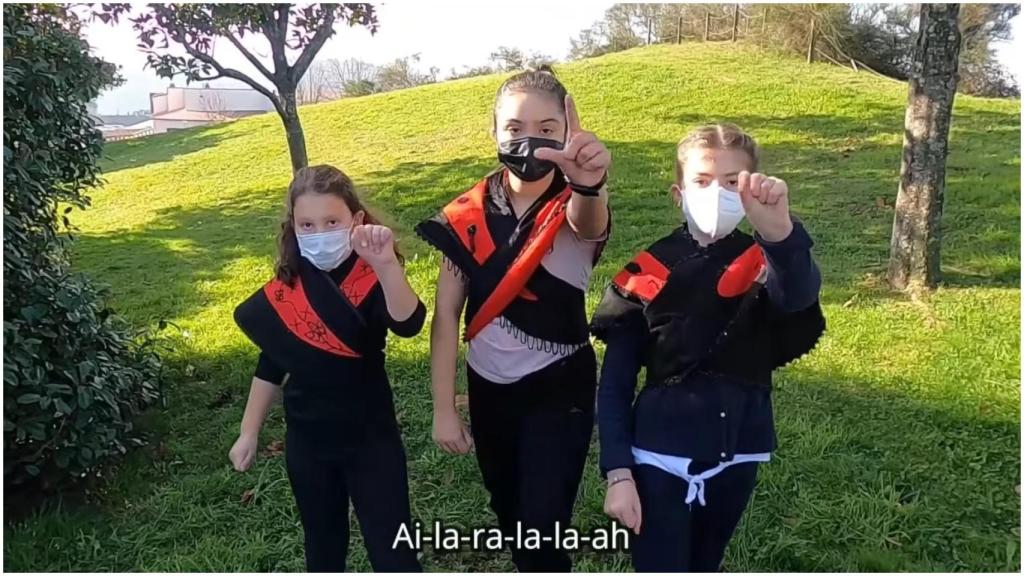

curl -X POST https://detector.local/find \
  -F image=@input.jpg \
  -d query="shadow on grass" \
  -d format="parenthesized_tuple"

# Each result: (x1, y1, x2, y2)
(80, 122, 1018, 336)
(72, 185, 286, 326)
(741, 365, 1020, 572)
(101, 125, 244, 173)
(604, 104, 1020, 297)
(4, 341, 1019, 572)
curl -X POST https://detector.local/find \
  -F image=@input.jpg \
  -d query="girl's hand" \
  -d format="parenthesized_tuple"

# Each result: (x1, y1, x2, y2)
(432, 408, 473, 454)
(604, 474, 643, 534)
(738, 171, 793, 242)
(352, 224, 399, 269)
(229, 433, 258, 472)
(534, 95, 611, 188)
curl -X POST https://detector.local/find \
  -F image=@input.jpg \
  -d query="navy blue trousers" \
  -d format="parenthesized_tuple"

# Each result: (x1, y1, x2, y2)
(632, 461, 759, 572)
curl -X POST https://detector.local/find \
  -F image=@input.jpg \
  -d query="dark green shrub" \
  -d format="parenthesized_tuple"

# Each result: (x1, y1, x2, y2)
(4, 4, 162, 489)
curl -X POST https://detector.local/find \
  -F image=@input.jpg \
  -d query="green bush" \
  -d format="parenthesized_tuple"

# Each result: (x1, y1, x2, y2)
(3, 4, 162, 489)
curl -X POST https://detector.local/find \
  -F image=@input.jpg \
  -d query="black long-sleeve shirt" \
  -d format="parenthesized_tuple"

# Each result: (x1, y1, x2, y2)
(597, 220, 821, 473)
(253, 258, 426, 448)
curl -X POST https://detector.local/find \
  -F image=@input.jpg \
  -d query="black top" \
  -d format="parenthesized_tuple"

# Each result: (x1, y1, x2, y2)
(251, 254, 426, 450)
(414, 169, 602, 346)
(596, 221, 822, 473)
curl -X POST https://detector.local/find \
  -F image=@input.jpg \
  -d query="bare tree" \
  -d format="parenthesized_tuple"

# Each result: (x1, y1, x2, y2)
(198, 88, 230, 121)
(888, 3, 962, 291)
(297, 59, 340, 104)
(322, 58, 378, 94)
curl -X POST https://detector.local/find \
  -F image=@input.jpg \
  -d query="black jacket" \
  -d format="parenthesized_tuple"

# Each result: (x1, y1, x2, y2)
(592, 221, 825, 472)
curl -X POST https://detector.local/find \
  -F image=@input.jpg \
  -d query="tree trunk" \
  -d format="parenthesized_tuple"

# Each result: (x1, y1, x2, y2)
(888, 3, 961, 291)
(279, 89, 309, 173)
(676, 15, 682, 44)
(732, 4, 740, 41)
(807, 16, 817, 63)
(761, 5, 770, 48)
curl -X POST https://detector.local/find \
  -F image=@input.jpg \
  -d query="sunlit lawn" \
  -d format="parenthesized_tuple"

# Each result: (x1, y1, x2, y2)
(4, 44, 1020, 572)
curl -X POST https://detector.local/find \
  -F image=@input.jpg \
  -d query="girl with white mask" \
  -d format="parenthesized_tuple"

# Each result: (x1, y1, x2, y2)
(230, 165, 425, 572)
(591, 124, 825, 571)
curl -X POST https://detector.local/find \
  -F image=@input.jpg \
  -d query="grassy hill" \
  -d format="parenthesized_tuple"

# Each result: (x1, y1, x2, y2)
(4, 43, 1020, 571)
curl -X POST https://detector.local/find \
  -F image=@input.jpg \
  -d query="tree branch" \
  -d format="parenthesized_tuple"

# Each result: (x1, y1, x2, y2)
(176, 38, 283, 117)
(223, 32, 275, 83)
(289, 10, 337, 83)
(260, 4, 289, 81)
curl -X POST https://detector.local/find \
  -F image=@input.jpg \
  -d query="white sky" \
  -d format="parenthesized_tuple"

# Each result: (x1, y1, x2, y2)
(86, 2, 616, 114)
(85, 3, 1019, 115)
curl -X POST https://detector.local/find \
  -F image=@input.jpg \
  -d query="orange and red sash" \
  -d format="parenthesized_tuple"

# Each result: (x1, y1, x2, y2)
(441, 181, 572, 341)
(263, 257, 378, 358)
(613, 244, 766, 304)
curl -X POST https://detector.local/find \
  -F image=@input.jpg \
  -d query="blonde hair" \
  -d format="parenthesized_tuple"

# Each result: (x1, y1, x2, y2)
(675, 123, 760, 183)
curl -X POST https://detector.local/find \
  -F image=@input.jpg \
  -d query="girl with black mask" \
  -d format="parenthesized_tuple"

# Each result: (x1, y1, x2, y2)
(415, 66, 611, 571)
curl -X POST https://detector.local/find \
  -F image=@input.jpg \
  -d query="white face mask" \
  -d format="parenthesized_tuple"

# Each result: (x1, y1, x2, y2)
(296, 228, 352, 271)
(681, 182, 746, 244)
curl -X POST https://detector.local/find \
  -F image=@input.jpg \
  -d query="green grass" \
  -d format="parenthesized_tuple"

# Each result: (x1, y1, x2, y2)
(4, 43, 1020, 572)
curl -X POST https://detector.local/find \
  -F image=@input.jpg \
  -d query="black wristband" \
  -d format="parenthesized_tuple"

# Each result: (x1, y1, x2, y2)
(568, 172, 607, 197)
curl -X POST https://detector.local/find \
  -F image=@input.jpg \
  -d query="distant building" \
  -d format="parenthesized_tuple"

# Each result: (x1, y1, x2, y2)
(149, 84, 275, 133)
(94, 112, 154, 141)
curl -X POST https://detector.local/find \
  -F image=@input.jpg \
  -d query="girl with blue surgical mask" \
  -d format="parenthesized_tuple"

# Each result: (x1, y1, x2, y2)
(229, 165, 425, 572)
(591, 124, 826, 572)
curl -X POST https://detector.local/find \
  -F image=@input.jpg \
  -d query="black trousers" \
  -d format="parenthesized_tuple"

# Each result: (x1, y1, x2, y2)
(467, 346, 597, 572)
(632, 461, 759, 572)
(285, 424, 421, 572)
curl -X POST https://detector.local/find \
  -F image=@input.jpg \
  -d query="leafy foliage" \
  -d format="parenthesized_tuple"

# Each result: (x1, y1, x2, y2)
(3, 4, 162, 490)
(488, 46, 554, 72)
(376, 54, 438, 92)
(568, 3, 1019, 97)
(91, 3, 379, 171)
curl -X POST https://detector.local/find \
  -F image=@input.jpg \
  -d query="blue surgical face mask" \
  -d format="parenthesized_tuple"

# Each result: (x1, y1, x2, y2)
(296, 228, 351, 271)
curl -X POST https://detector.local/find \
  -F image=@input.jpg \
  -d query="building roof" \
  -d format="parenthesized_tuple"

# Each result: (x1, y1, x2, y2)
(97, 114, 151, 126)
(150, 109, 264, 121)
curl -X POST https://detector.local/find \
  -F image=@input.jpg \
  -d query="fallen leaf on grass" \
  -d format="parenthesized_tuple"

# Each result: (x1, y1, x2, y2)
(241, 488, 256, 506)
(262, 440, 285, 457)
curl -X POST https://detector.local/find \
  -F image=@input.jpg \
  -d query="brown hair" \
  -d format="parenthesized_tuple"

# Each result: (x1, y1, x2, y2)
(674, 123, 760, 184)
(276, 164, 401, 286)
(492, 64, 568, 132)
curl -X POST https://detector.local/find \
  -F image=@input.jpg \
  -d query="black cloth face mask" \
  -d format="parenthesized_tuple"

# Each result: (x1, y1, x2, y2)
(497, 136, 564, 182)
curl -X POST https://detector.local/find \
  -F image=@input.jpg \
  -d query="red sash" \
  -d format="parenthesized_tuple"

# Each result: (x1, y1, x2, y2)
(432, 176, 574, 341)
(263, 257, 378, 358)
(613, 251, 671, 304)
(613, 244, 766, 303)
(463, 188, 571, 340)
